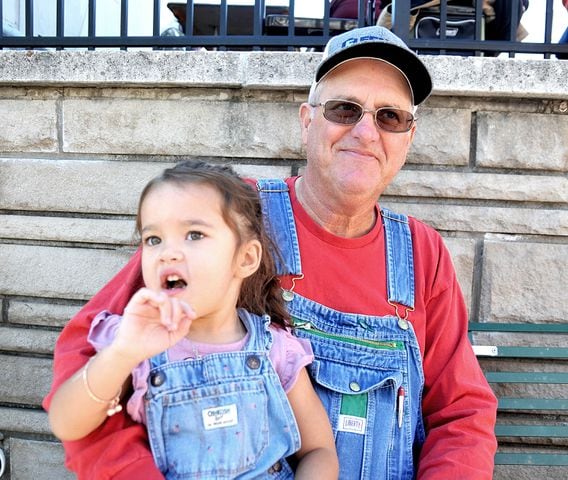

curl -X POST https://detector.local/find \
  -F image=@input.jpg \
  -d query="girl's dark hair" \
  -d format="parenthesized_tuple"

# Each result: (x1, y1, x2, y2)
(136, 160, 290, 329)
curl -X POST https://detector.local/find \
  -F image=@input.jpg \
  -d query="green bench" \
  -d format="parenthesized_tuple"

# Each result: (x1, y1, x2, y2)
(469, 322, 568, 468)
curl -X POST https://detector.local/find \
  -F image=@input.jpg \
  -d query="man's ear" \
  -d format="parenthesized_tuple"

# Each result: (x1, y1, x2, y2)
(299, 103, 313, 147)
(236, 239, 262, 279)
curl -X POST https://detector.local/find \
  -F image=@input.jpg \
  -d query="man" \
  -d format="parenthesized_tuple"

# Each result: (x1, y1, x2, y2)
(44, 26, 497, 479)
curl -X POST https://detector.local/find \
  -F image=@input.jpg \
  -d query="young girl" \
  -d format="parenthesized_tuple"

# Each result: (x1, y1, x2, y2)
(48, 160, 338, 479)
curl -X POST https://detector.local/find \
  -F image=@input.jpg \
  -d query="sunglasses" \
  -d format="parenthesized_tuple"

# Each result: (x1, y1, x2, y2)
(313, 99, 415, 133)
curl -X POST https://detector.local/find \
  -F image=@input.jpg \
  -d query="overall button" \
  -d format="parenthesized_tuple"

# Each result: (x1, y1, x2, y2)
(150, 372, 166, 387)
(268, 461, 282, 474)
(246, 355, 261, 369)
(281, 290, 294, 302)
(349, 381, 361, 392)
(398, 318, 409, 330)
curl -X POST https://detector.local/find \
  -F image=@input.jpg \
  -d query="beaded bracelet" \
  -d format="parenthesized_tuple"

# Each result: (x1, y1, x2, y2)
(82, 358, 123, 416)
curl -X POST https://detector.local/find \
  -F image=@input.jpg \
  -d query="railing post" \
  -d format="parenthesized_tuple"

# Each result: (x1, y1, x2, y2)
(392, 0, 411, 43)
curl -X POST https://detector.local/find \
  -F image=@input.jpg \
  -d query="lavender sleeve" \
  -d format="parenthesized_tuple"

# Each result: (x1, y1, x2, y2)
(268, 327, 314, 393)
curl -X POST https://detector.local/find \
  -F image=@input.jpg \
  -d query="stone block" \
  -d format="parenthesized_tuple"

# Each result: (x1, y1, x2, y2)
(243, 52, 319, 90)
(409, 107, 470, 166)
(0, 326, 58, 355)
(0, 215, 136, 245)
(479, 240, 568, 323)
(9, 438, 73, 480)
(233, 164, 292, 180)
(0, 158, 291, 215)
(386, 203, 567, 237)
(62, 96, 302, 158)
(2, 52, 567, 101)
(424, 55, 568, 100)
(0, 99, 57, 153)
(0, 407, 51, 435)
(8, 300, 82, 328)
(476, 112, 568, 171)
(0, 158, 167, 214)
(494, 465, 568, 480)
(0, 355, 52, 406)
(441, 237, 476, 313)
(0, 244, 133, 300)
(387, 171, 567, 203)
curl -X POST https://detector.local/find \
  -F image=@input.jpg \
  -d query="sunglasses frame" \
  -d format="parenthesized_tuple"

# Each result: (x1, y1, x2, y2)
(313, 99, 416, 133)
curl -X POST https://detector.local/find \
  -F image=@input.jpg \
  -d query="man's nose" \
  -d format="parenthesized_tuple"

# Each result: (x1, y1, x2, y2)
(351, 110, 381, 140)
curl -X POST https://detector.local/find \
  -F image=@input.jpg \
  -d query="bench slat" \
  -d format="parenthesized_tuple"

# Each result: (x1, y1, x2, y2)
(486, 372, 568, 384)
(499, 398, 568, 411)
(473, 345, 568, 359)
(495, 452, 568, 466)
(469, 322, 568, 334)
(495, 425, 568, 438)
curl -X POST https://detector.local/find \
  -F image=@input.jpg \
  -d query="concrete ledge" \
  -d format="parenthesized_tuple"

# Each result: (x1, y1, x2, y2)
(9, 438, 73, 480)
(0, 408, 51, 435)
(0, 244, 134, 300)
(8, 300, 82, 328)
(0, 50, 567, 100)
(0, 326, 59, 355)
(383, 203, 568, 237)
(0, 355, 52, 405)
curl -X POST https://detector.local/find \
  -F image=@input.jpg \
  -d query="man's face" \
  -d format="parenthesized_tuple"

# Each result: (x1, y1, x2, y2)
(300, 59, 416, 206)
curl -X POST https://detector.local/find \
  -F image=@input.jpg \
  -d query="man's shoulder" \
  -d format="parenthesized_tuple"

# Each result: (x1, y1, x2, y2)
(381, 206, 440, 238)
(381, 206, 446, 251)
(408, 214, 442, 239)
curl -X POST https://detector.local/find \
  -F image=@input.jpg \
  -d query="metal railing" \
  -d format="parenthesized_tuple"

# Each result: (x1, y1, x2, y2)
(0, 0, 566, 58)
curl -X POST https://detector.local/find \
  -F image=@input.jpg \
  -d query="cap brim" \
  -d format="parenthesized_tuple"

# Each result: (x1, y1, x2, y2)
(316, 43, 432, 106)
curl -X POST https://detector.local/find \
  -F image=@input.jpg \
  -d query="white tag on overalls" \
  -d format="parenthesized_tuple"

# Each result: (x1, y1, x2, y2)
(202, 404, 238, 430)
(337, 414, 367, 435)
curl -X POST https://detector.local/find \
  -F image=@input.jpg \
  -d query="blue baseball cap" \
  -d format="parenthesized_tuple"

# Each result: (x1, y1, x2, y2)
(314, 26, 433, 106)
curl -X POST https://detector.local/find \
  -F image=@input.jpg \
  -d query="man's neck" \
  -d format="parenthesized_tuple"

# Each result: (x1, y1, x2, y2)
(295, 176, 378, 239)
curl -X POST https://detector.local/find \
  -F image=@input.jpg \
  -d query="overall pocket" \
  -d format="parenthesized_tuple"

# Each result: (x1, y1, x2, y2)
(295, 321, 411, 479)
(159, 378, 269, 478)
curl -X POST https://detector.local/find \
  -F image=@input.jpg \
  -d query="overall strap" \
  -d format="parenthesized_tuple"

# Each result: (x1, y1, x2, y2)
(148, 351, 169, 369)
(238, 309, 273, 352)
(256, 179, 302, 276)
(381, 207, 415, 309)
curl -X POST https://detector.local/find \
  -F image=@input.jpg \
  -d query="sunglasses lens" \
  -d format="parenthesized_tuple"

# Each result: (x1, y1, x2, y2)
(323, 101, 362, 125)
(376, 108, 414, 132)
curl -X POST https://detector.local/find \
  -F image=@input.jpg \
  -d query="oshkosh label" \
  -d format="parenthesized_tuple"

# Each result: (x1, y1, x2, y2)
(337, 414, 367, 435)
(202, 404, 238, 430)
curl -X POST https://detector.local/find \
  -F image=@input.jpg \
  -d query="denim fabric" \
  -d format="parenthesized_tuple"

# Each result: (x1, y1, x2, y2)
(145, 309, 300, 479)
(257, 179, 426, 480)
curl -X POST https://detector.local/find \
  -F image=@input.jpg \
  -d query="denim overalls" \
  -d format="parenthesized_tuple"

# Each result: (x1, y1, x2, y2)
(145, 309, 301, 479)
(258, 179, 426, 480)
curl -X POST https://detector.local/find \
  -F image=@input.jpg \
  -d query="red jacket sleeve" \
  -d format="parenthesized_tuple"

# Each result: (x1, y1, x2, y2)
(415, 235, 497, 479)
(43, 250, 163, 480)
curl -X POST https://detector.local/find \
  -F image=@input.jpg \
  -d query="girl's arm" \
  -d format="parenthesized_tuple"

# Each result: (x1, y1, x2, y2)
(48, 342, 138, 441)
(287, 368, 339, 480)
(49, 289, 194, 441)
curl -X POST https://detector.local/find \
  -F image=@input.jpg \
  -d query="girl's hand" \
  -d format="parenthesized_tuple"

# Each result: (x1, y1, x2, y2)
(111, 288, 196, 365)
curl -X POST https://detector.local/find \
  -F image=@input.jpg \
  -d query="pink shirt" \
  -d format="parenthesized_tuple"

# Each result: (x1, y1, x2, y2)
(88, 310, 314, 424)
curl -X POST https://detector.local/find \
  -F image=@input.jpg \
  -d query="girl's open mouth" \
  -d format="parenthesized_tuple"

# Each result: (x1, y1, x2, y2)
(162, 274, 187, 290)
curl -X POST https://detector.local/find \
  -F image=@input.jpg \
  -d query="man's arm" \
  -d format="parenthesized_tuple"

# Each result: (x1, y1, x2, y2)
(416, 236, 497, 480)
(43, 249, 163, 479)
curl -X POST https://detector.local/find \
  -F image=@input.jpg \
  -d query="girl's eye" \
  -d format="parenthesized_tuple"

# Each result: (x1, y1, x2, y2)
(144, 236, 161, 246)
(187, 231, 204, 241)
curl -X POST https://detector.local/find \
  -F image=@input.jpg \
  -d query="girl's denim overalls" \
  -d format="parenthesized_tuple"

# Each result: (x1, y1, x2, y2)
(145, 310, 301, 479)
(258, 179, 426, 480)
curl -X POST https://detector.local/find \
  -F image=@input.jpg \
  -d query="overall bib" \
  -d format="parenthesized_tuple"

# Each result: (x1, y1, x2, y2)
(145, 309, 301, 480)
(258, 179, 426, 480)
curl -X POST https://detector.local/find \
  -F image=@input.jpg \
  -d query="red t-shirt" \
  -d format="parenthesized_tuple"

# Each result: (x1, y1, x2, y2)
(44, 177, 496, 479)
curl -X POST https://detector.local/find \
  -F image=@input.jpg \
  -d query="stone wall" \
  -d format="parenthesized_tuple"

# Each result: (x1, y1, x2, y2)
(0, 50, 566, 479)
